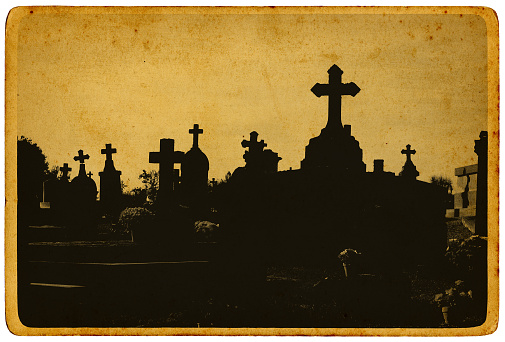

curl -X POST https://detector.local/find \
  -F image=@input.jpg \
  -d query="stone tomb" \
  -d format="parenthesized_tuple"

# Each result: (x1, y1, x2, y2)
(224, 64, 446, 268)
(446, 131, 488, 237)
(450, 164, 478, 218)
(301, 65, 365, 174)
(233, 131, 282, 178)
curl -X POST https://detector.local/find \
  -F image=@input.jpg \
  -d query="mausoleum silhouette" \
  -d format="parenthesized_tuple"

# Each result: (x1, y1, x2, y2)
(223, 64, 446, 268)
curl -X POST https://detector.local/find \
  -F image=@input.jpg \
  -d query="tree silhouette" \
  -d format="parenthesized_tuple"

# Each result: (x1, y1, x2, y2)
(17, 136, 53, 224)
(17, 136, 50, 203)
(430, 175, 454, 209)
(139, 170, 159, 202)
(430, 175, 453, 194)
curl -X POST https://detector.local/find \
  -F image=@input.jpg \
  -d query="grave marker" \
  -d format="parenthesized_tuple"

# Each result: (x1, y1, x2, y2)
(311, 64, 360, 133)
(399, 144, 419, 180)
(150, 139, 184, 203)
(99, 143, 122, 216)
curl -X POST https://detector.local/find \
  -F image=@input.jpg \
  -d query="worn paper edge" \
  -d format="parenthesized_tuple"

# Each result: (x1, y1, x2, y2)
(4, 5, 499, 336)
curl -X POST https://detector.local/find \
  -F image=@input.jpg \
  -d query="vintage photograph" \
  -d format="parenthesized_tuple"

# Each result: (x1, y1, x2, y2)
(5, 6, 499, 335)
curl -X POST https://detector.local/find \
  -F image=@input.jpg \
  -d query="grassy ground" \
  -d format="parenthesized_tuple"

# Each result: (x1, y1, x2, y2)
(19, 218, 485, 328)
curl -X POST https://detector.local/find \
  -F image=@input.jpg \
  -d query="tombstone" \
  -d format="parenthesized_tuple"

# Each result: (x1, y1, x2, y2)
(240, 131, 281, 175)
(39, 165, 72, 211)
(98, 143, 122, 218)
(399, 144, 419, 180)
(181, 124, 210, 214)
(69, 150, 98, 234)
(373, 159, 384, 173)
(39, 180, 54, 210)
(301, 65, 366, 173)
(474, 131, 488, 236)
(149, 138, 184, 205)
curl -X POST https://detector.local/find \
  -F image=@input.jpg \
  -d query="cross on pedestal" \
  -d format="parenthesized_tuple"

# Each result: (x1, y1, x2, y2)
(74, 150, 90, 177)
(149, 139, 184, 199)
(60, 163, 72, 180)
(74, 150, 89, 164)
(401, 144, 416, 162)
(101, 143, 117, 161)
(311, 64, 360, 131)
(189, 124, 203, 148)
(399, 144, 419, 180)
(241, 131, 266, 153)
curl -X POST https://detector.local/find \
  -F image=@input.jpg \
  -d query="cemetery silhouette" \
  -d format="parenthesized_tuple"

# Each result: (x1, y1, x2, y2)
(17, 64, 488, 328)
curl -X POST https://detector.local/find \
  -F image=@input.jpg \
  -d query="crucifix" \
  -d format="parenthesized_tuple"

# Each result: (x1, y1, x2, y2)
(401, 144, 416, 163)
(74, 149, 90, 176)
(60, 163, 72, 181)
(311, 64, 360, 132)
(189, 124, 203, 149)
(74, 150, 89, 164)
(241, 131, 266, 153)
(149, 139, 184, 199)
(101, 143, 117, 161)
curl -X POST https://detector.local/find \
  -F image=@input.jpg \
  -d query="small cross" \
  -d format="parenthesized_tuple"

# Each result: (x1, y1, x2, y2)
(311, 64, 360, 131)
(101, 143, 117, 161)
(189, 124, 203, 148)
(210, 178, 218, 187)
(241, 131, 266, 153)
(87, 171, 93, 178)
(60, 163, 72, 180)
(401, 144, 416, 162)
(74, 150, 90, 164)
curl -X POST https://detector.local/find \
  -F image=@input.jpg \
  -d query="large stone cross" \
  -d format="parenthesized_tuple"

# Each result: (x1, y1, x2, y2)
(101, 143, 117, 161)
(74, 150, 89, 164)
(60, 163, 72, 180)
(189, 124, 203, 148)
(311, 64, 360, 131)
(241, 131, 266, 153)
(149, 139, 184, 197)
(401, 144, 416, 162)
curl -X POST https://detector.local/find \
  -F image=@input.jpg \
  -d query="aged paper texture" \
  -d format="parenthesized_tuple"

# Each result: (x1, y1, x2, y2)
(5, 6, 499, 336)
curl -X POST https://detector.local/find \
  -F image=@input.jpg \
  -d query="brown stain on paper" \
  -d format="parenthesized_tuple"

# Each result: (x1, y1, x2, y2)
(4, 6, 499, 337)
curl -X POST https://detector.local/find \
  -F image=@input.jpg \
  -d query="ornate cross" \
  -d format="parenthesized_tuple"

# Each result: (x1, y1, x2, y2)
(189, 124, 203, 148)
(311, 64, 360, 131)
(401, 144, 416, 162)
(241, 131, 266, 153)
(149, 139, 184, 196)
(60, 163, 72, 180)
(101, 143, 117, 161)
(74, 150, 89, 164)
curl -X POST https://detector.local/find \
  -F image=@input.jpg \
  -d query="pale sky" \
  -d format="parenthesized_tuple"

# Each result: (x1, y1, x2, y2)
(16, 9, 488, 192)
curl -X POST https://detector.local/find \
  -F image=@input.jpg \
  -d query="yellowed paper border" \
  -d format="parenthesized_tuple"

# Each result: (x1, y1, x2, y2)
(5, 6, 499, 336)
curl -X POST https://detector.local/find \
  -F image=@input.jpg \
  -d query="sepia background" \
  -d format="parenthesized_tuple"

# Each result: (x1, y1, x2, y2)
(16, 10, 488, 192)
(6, 6, 500, 336)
